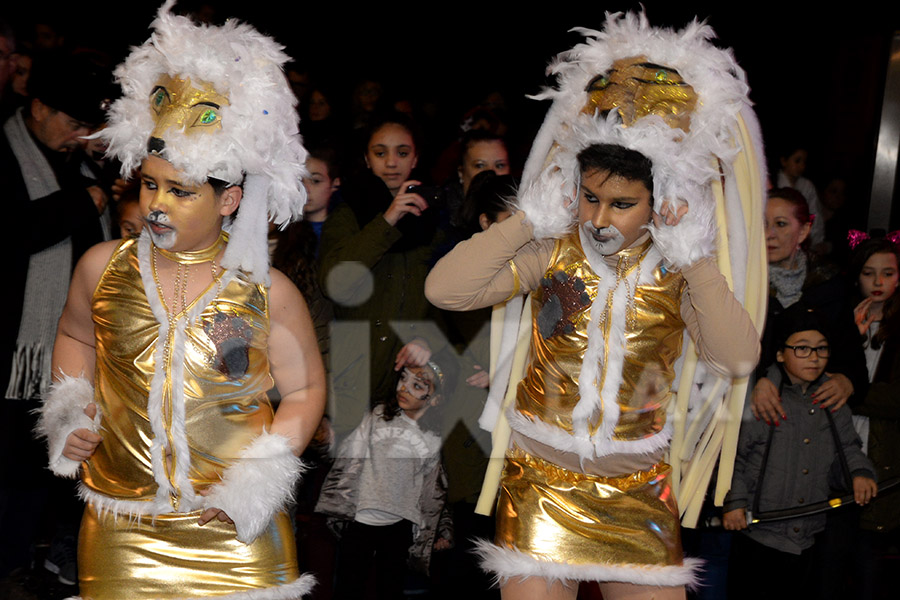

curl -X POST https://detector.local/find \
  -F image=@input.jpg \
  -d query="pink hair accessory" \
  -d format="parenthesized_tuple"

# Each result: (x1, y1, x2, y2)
(847, 229, 869, 249)
(848, 229, 900, 249)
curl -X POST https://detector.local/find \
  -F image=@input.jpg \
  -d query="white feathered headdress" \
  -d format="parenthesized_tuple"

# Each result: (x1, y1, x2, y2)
(102, 0, 307, 283)
(518, 11, 756, 270)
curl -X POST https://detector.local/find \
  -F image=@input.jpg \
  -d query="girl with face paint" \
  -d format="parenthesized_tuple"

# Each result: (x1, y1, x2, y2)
(318, 112, 443, 442)
(316, 355, 453, 599)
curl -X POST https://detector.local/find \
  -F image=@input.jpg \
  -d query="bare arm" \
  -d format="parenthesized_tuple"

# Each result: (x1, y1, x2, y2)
(53, 241, 119, 381)
(46, 241, 118, 469)
(425, 211, 553, 311)
(267, 269, 327, 455)
(680, 257, 760, 378)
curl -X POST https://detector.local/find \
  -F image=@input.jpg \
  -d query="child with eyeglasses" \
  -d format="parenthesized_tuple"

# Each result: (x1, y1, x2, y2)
(722, 303, 877, 600)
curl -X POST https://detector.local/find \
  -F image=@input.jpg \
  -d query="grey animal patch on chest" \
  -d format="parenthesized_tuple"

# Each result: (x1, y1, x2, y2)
(204, 311, 253, 380)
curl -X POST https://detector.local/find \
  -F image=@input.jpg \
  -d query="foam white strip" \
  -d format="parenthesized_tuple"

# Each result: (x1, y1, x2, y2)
(480, 296, 525, 432)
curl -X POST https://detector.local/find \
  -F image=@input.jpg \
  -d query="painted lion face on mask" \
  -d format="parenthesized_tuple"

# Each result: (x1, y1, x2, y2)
(101, 0, 308, 283)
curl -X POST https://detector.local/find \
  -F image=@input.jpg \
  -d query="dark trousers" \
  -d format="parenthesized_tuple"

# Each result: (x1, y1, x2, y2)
(727, 534, 814, 600)
(333, 519, 413, 600)
(430, 502, 498, 600)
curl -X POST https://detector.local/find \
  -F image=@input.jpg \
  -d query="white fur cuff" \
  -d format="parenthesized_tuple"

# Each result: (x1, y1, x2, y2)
(475, 539, 701, 588)
(64, 573, 317, 600)
(203, 431, 305, 544)
(646, 215, 716, 271)
(35, 375, 99, 478)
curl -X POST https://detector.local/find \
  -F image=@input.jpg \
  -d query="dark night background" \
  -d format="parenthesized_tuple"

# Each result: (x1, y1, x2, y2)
(6, 0, 900, 228)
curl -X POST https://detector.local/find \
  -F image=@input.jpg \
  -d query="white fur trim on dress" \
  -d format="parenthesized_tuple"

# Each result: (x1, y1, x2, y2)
(77, 484, 171, 521)
(502, 243, 675, 462)
(203, 430, 305, 544)
(573, 249, 620, 444)
(63, 572, 316, 600)
(474, 539, 701, 588)
(35, 374, 100, 478)
(139, 234, 193, 510)
(137, 233, 240, 512)
(507, 408, 673, 461)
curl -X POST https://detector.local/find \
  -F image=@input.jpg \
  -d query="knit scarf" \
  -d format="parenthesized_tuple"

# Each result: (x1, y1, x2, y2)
(3, 108, 73, 400)
(768, 251, 807, 309)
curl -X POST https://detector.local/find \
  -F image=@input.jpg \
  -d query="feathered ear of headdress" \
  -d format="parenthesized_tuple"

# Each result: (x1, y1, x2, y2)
(102, 0, 307, 284)
(517, 11, 754, 269)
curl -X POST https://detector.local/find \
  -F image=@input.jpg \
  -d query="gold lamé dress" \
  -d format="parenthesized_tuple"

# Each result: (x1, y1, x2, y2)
(492, 233, 696, 584)
(78, 236, 306, 600)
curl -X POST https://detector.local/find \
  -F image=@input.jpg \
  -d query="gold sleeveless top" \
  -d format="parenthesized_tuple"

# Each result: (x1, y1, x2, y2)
(82, 237, 274, 510)
(515, 233, 686, 445)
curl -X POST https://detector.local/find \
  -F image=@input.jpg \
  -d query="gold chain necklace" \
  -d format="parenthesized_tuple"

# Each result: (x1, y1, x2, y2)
(596, 241, 650, 332)
(150, 233, 226, 366)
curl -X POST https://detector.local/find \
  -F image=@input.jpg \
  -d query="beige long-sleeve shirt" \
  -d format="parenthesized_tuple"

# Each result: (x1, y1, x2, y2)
(426, 211, 759, 477)
(426, 211, 760, 380)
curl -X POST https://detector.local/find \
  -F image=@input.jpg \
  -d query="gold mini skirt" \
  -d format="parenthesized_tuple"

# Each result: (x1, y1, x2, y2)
(493, 449, 685, 577)
(78, 503, 309, 599)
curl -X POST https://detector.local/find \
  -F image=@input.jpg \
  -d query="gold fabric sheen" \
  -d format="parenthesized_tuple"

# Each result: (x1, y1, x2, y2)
(515, 233, 686, 440)
(157, 231, 227, 264)
(150, 74, 230, 139)
(79, 238, 293, 599)
(79, 505, 299, 600)
(495, 449, 683, 567)
(583, 56, 698, 132)
(85, 238, 274, 502)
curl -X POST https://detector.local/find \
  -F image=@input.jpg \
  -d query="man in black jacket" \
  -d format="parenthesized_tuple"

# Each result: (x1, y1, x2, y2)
(0, 51, 111, 583)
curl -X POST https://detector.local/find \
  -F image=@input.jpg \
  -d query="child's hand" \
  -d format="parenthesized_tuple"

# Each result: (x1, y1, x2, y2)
(651, 199, 688, 227)
(722, 508, 748, 531)
(384, 180, 427, 226)
(466, 365, 490, 389)
(312, 416, 334, 449)
(61, 403, 102, 462)
(853, 476, 877, 505)
(433, 537, 451, 551)
(197, 487, 235, 526)
(395, 339, 432, 370)
(854, 297, 877, 336)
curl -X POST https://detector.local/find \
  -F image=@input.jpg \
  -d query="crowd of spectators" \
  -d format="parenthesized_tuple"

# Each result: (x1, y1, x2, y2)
(0, 9, 897, 600)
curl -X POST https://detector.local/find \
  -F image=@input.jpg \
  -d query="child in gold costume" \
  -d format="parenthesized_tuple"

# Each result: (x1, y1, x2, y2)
(426, 12, 767, 600)
(35, 2, 326, 598)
